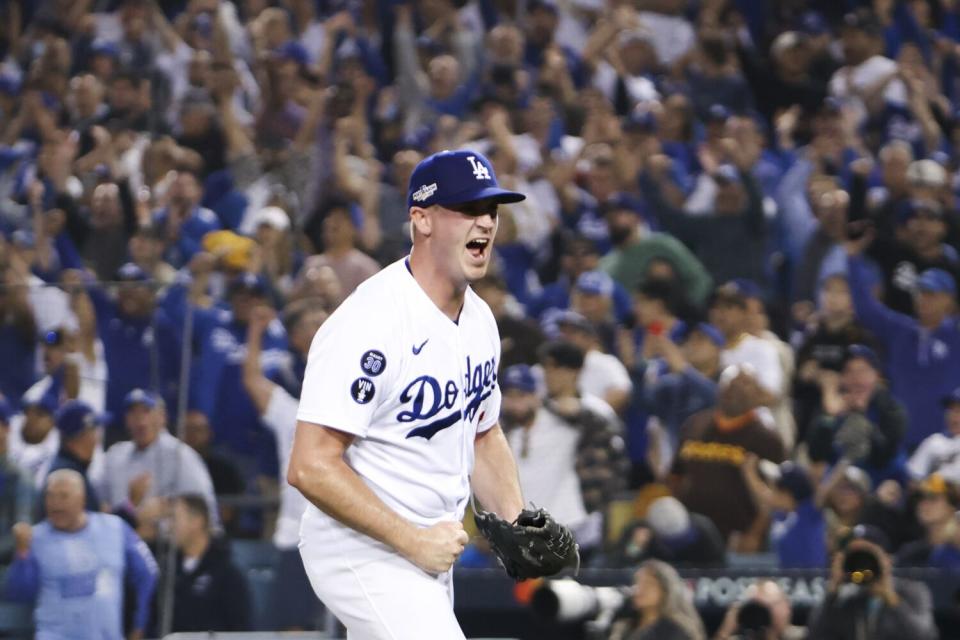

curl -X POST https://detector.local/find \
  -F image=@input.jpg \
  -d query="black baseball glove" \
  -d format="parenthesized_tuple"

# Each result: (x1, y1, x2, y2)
(474, 506, 580, 581)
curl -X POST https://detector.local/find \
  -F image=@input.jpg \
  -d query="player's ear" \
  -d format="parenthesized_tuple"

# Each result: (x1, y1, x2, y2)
(410, 206, 432, 239)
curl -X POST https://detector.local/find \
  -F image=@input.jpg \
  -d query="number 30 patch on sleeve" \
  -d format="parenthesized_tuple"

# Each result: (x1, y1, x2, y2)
(360, 350, 386, 377)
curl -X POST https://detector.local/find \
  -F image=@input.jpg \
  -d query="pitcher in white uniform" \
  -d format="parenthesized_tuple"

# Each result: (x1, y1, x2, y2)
(289, 149, 528, 639)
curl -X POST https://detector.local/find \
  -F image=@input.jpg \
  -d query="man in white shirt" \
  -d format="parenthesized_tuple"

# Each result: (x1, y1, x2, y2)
(829, 10, 907, 125)
(242, 302, 326, 630)
(97, 389, 218, 540)
(8, 390, 60, 491)
(710, 282, 790, 444)
(500, 365, 591, 544)
(555, 310, 632, 415)
(908, 388, 960, 484)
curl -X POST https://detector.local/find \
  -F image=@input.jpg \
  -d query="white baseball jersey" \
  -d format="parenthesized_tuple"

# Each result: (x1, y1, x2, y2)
(296, 257, 502, 543)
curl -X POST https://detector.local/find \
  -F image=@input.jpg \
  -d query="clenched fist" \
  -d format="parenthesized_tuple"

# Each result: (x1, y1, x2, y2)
(12, 522, 32, 555)
(401, 521, 469, 575)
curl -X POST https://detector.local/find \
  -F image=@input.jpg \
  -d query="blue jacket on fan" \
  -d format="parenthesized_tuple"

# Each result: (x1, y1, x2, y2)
(847, 255, 960, 448)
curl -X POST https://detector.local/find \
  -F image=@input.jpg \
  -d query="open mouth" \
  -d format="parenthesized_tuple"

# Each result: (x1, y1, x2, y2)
(466, 237, 490, 260)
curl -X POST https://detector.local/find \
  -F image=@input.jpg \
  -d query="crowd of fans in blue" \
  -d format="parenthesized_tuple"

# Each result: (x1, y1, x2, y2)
(0, 0, 959, 637)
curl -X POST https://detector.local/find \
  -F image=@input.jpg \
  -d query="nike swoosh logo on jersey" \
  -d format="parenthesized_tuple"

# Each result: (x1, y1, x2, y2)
(412, 339, 429, 355)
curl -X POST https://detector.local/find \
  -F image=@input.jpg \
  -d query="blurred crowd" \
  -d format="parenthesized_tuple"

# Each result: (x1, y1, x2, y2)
(0, 0, 959, 637)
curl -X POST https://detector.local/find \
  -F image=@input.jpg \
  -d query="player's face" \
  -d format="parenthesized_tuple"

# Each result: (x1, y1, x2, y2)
(430, 199, 499, 285)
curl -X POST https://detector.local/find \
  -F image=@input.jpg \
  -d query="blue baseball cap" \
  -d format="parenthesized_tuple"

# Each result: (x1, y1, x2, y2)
(501, 364, 537, 393)
(124, 388, 157, 411)
(56, 400, 104, 439)
(706, 104, 730, 123)
(575, 270, 614, 298)
(730, 278, 762, 300)
(943, 387, 960, 408)
(553, 309, 596, 335)
(116, 262, 149, 283)
(916, 268, 956, 295)
(844, 344, 881, 371)
(775, 461, 814, 503)
(406, 150, 526, 210)
(799, 11, 829, 35)
(685, 322, 726, 347)
(228, 272, 269, 296)
(274, 40, 310, 66)
(91, 39, 120, 59)
(0, 397, 12, 424)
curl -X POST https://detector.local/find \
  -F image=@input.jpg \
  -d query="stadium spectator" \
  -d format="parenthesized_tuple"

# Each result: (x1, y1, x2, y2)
(808, 525, 937, 640)
(713, 578, 807, 640)
(641, 322, 722, 456)
(554, 310, 632, 415)
(97, 389, 218, 541)
(181, 410, 244, 537)
(5, 469, 157, 640)
(298, 201, 379, 298)
(62, 264, 181, 442)
(846, 235, 960, 449)
(152, 169, 222, 268)
(9, 388, 61, 490)
(709, 283, 787, 443)
(472, 273, 545, 370)
(0, 398, 35, 563)
(805, 345, 907, 481)
(187, 272, 288, 478)
(793, 274, 876, 439)
(743, 458, 828, 569)
(670, 365, 786, 547)
(907, 387, 960, 483)
(612, 496, 725, 569)
(598, 199, 713, 311)
(170, 493, 251, 633)
(242, 303, 324, 630)
(896, 473, 960, 569)
(502, 360, 627, 554)
(46, 400, 104, 513)
(0, 249, 38, 404)
(608, 559, 706, 640)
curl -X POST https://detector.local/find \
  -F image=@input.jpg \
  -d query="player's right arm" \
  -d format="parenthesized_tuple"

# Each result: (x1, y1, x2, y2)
(287, 421, 468, 574)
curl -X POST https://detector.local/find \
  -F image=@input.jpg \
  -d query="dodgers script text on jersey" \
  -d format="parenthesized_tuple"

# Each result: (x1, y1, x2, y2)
(296, 258, 502, 536)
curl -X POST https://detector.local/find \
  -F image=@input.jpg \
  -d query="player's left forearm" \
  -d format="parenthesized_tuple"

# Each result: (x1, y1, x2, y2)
(472, 424, 524, 521)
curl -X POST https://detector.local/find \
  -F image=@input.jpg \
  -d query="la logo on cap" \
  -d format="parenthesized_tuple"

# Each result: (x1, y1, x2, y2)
(467, 156, 491, 181)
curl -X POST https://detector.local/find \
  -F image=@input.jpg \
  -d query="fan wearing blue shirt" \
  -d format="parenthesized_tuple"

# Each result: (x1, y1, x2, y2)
(46, 401, 105, 513)
(67, 263, 181, 444)
(5, 468, 158, 640)
(151, 170, 222, 268)
(188, 274, 289, 476)
(846, 232, 960, 449)
(770, 462, 828, 569)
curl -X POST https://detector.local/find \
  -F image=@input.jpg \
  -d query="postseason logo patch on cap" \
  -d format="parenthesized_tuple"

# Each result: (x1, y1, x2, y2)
(411, 182, 438, 203)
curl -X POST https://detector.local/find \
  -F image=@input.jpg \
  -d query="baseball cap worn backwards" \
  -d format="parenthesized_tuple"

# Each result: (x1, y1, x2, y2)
(407, 150, 526, 210)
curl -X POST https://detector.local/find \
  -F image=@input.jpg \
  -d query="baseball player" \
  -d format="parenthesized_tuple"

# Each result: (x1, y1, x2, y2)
(289, 150, 529, 639)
